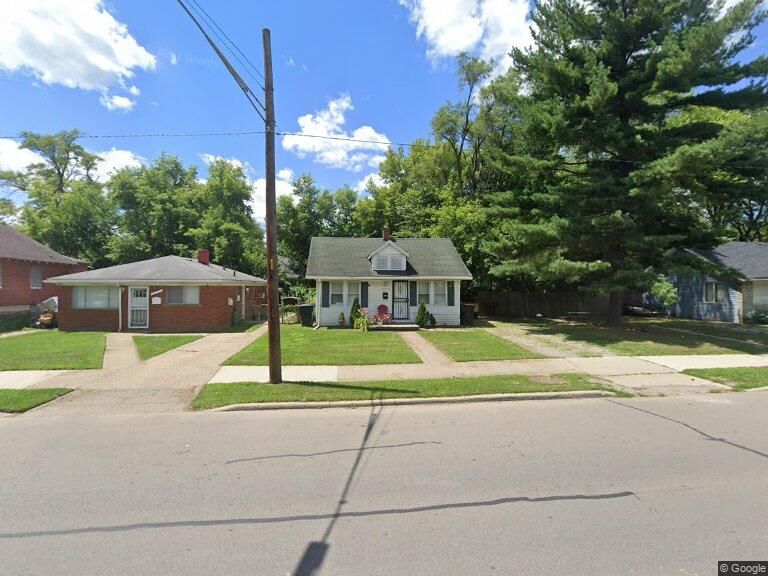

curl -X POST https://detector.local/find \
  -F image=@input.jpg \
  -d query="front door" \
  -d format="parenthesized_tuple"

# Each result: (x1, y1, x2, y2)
(128, 286, 149, 329)
(392, 281, 409, 320)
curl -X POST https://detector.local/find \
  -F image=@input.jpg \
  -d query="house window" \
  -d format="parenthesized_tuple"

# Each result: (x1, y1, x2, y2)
(73, 286, 120, 309)
(373, 255, 388, 270)
(704, 282, 726, 303)
(347, 281, 360, 304)
(433, 281, 446, 306)
(418, 281, 430, 305)
(389, 255, 405, 270)
(330, 281, 344, 305)
(166, 286, 200, 305)
(30, 266, 42, 289)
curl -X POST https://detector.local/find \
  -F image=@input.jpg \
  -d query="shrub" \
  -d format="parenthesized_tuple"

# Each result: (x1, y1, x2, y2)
(416, 301, 429, 327)
(354, 315, 371, 332)
(429, 313, 436, 327)
(338, 312, 346, 327)
(350, 297, 361, 324)
(745, 310, 768, 325)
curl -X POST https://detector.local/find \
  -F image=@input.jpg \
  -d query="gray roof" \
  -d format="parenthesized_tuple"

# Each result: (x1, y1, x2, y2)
(306, 237, 472, 279)
(0, 224, 82, 265)
(46, 255, 266, 285)
(689, 241, 768, 279)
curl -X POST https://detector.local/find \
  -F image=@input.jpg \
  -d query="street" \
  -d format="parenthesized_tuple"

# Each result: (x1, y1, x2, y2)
(1, 394, 767, 575)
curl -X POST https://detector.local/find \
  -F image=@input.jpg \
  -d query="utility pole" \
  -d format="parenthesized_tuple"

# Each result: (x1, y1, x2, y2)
(262, 28, 282, 384)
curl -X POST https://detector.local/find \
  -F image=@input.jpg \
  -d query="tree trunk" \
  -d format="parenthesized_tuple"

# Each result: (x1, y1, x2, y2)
(606, 290, 624, 326)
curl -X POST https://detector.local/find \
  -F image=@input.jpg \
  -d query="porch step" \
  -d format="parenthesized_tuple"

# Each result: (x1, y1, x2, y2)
(370, 323, 420, 331)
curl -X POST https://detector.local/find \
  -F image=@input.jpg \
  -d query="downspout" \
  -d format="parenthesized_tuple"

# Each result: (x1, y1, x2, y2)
(241, 285, 246, 319)
(118, 285, 123, 332)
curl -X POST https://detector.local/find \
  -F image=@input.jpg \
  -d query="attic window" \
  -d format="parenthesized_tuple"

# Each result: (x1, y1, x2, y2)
(373, 254, 406, 271)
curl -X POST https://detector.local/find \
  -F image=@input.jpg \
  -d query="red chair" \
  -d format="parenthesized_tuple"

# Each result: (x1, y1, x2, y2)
(377, 304, 388, 317)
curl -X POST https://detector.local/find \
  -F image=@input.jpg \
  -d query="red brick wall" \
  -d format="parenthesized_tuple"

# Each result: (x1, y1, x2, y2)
(58, 284, 263, 332)
(0, 258, 86, 307)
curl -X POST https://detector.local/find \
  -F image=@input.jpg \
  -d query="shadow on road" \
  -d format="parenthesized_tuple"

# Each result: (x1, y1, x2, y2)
(608, 400, 768, 460)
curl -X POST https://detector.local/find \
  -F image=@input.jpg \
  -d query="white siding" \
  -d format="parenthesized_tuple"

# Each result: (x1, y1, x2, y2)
(315, 278, 462, 326)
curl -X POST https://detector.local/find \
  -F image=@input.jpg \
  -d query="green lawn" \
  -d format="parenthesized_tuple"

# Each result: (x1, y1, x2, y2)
(420, 329, 542, 361)
(0, 388, 71, 412)
(133, 335, 203, 360)
(683, 367, 768, 390)
(0, 315, 29, 333)
(526, 322, 768, 356)
(224, 324, 421, 366)
(0, 330, 106, 370)
(626, 318, 768, 346)
(192, 373, 620, 409)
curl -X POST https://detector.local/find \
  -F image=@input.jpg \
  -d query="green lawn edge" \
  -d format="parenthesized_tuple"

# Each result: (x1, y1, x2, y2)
(0, 388, 71, 413)
(133, 335, 203, 360)
(192, 373, 626, 410)
(683, 367, 768, 390)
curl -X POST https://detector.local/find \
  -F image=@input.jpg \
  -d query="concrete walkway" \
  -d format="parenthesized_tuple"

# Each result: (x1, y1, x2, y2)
(23, 326, 268, 416)
(398, 331, 454, 364)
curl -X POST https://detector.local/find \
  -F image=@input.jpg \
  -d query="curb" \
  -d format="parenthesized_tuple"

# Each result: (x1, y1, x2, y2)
(209, 389, 616, 412)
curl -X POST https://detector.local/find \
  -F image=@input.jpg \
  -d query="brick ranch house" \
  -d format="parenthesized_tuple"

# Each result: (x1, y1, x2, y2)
(46, 250, 267, 332)
(0, 223, 86, 312)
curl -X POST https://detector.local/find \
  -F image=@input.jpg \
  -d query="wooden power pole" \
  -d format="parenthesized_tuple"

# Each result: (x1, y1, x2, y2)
(262, 28, 282, 384)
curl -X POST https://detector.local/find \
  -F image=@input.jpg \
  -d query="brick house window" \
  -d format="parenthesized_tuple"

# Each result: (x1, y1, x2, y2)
(166, 286, 200, 305)
(73, 286, 120, 309)
(704, 282, 726, 303)
(30, 266, 42, 289)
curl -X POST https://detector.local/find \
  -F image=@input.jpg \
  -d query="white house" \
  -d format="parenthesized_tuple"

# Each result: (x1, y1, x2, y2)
(305, 227, 472, 326)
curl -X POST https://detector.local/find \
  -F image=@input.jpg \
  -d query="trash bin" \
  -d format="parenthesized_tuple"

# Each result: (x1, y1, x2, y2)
(460, 303, 474, 326)
(298, 304, 314, 327)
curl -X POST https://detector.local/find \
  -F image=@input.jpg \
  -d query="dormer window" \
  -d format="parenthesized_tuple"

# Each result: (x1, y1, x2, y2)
(373, 254, 406, 271)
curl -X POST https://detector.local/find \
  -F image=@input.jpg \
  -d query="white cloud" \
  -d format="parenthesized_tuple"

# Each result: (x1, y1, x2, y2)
(99, 92, 135, 111)
(282, 94, 391, 172)
(169, 52, 178, 65)
(354, 172, 384, 193)
(277, 168, 294, 181)
(93, 148, 144, 182)
(399, 0, 532, 77)
(0, 0, 156, 111)
(199, 153, 254, 176)
(0, 139, 44, 172)
(250, 169, 295, 221)
(0, 138, 143, 182)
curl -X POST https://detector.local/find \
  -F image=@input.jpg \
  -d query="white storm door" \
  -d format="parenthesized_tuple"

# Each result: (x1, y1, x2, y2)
(128, 286, 149, 328)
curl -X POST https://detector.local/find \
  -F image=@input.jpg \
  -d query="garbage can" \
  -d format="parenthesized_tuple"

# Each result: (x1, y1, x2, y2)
(298, 304, 314, 327)
(460, 303, 475, 326)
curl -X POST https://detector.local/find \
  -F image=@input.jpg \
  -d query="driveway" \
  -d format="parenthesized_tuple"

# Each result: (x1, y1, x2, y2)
(25, 327, 266, 416)
(1, 393, 766, 574)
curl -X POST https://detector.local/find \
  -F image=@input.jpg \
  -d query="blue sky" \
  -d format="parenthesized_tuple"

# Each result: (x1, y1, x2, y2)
(0, 0, 763, 219)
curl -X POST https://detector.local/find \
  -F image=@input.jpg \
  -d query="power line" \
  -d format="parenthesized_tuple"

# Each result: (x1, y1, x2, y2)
(176, 0, 266, 122)
(185, 0, 266, 97)
(187, 0, 266, 85)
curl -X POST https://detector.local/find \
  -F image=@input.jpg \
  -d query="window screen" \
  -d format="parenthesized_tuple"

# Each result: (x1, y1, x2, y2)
(347, 281, 360, 304)
(73, 286, 120, 309)
(433, 281, 446, 306)
(418, 281, 430, 304)
(330, 282, 344, 305)
(166, 286, 200, 305)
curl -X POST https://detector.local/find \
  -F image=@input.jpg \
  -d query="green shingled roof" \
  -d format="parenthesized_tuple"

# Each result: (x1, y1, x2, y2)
(306, 237, 472, 279)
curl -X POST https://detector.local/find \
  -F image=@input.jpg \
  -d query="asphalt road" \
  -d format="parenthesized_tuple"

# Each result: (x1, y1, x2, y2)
(1, 393, 768, 575)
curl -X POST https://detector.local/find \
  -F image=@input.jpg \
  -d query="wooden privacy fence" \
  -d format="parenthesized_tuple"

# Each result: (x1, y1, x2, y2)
(477, 291, 613, 318)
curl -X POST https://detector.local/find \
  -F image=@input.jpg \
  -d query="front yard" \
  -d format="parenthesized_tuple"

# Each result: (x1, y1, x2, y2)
(683, 367, 768, 390)
(133, 335, 202, 360)
(193, 373, 619, 409)
(488, 318, 768, 356)
(0, 330, 106, 370)
(0, 388, 71, 412)
(224, 324, 421, 366)
(421, 329, 542, 361)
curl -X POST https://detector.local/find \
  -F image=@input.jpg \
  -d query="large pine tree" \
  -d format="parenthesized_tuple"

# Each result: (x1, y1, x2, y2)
(487, 0, 768, 321)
